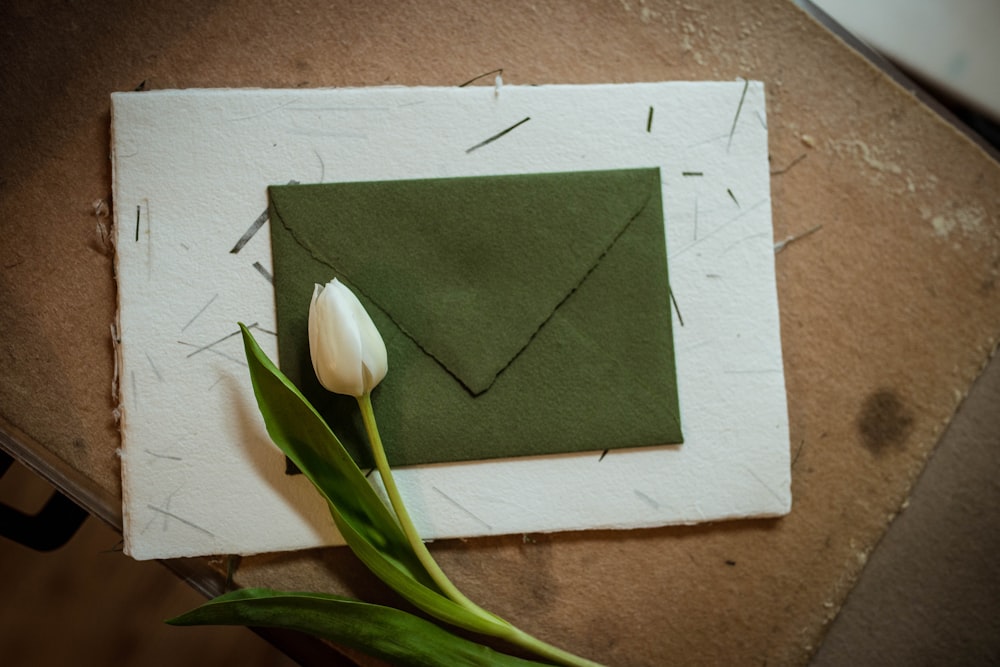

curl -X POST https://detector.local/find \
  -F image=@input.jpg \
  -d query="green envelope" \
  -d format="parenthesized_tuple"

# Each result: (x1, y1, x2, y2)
(268, 168, 682, 467)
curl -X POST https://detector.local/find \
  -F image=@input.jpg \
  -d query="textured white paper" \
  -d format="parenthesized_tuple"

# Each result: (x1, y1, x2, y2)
(112, 83, 790, 560)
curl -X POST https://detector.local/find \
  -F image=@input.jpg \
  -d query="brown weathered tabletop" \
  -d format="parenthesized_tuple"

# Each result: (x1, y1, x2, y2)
(2, 2, 998, 665)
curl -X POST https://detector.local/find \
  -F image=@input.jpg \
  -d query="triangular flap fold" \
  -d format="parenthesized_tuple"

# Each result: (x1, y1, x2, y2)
(268, 168, 661, 394)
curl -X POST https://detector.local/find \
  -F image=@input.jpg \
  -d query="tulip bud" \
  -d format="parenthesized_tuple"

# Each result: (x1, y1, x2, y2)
(308, 279, 388, 397)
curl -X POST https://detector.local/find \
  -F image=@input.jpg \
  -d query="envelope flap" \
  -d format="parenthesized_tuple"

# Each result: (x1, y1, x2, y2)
(268, 168, 661, 394)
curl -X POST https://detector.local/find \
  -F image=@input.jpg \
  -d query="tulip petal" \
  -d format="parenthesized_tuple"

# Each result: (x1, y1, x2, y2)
(326, 280, 366, 396)
(309, 279, 367, 396)
(307, 283, 324, 385)
(342, 285, 388, 392)
(308, 278, 388, 396)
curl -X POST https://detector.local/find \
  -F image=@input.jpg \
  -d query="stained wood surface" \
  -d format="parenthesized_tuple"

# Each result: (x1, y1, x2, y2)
(0, 462, 295, 666)
(1, 1, 998, 665)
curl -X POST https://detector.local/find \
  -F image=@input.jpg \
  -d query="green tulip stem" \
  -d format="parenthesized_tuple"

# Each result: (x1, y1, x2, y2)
(356, 393, 603, 667)
(356, 392, 487, 616)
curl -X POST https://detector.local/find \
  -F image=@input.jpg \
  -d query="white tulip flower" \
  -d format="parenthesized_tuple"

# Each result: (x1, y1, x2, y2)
(308, 279, 388, 397)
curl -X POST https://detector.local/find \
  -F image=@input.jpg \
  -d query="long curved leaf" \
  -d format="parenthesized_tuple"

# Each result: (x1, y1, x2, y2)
(239, 325, 511, 636)
(240, 324, 419, 574)
(168, 589, 542, 667)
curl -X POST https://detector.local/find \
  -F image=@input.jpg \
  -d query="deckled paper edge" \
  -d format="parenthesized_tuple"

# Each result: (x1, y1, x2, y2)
(111, 82, 790, 559)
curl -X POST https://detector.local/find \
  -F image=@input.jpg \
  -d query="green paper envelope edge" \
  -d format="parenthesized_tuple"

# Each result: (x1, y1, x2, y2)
(269, 168, 682, 467)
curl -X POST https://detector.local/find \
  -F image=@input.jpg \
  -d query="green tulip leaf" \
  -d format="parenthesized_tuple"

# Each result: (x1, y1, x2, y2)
(238, 324, 512, 637)
(168, 588, 543, 667)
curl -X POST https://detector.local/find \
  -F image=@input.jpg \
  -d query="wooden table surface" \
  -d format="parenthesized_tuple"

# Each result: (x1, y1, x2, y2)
(2, 1, 998, 665)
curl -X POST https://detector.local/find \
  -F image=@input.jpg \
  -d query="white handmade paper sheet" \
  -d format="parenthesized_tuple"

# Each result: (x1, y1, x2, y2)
(112, 82, 790, 560)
